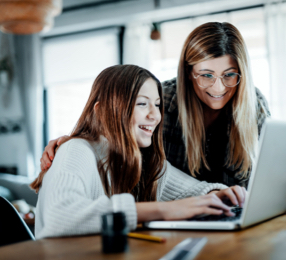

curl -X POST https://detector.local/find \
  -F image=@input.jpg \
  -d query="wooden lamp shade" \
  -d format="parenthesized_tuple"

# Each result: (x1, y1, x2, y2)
(0, 0, 62, 34)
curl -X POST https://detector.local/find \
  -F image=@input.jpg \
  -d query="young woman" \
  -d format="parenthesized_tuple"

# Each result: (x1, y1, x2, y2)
(31, 65, 245, 239)
(41, 22, 270, 188)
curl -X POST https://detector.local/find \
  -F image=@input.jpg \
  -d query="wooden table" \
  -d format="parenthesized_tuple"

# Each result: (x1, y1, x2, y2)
(1, 215, 286, 260)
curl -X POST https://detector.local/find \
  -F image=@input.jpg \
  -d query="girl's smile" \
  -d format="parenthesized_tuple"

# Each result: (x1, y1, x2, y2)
(133, 78, 161, 148)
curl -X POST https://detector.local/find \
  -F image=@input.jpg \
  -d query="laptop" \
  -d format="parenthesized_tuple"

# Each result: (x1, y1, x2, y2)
(144, 118, 286, 230)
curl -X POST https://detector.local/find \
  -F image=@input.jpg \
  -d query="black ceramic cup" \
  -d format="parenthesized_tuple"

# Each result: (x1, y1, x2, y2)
(101, 212, 129, 253)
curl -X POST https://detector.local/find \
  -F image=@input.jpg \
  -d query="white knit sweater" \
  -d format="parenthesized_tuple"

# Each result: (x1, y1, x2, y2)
(35, 137, 227, 239)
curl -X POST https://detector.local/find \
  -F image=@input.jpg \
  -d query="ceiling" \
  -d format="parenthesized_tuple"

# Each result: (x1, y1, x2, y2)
(62, 0, 140, 11)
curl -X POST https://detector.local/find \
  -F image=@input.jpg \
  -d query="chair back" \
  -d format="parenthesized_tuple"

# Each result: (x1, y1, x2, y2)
(0, 196, 35, 246)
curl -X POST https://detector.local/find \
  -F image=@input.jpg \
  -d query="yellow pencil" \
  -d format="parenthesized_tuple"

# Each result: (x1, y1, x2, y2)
(128, 232, 166, 243)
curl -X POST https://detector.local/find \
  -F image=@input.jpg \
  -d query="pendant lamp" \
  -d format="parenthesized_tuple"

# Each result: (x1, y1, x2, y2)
(0, 0, 62, 34)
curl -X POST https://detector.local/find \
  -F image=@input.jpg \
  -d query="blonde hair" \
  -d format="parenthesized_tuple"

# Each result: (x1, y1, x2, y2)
(177, 22, 258, 178)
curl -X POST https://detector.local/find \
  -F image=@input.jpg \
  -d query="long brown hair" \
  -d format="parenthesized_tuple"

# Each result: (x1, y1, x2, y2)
(177, 22, 263, 178)
(31, 65, 165, 202)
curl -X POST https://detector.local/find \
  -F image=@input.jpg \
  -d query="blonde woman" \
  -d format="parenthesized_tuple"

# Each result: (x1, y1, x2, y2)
(163, 22, 270, 187)
(40, 22, 270, 189)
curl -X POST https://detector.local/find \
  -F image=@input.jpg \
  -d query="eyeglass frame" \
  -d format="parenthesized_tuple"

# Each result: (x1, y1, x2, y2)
(192, 72, 242, 89)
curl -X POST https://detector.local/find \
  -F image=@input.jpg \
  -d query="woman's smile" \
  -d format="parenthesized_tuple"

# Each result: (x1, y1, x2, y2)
(206, 91, 228, 100)
(192, 55, 238, 111)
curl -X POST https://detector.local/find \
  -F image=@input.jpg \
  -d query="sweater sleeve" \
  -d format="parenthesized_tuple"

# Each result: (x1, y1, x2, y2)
(35, 139, 137, 239)
(255, 87, 271, 137)
(157, 161, 228, 201)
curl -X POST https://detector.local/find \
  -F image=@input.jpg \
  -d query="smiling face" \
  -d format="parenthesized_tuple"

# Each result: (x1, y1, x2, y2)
(132, 78, 161, 148)
(191, 55, 239, 111)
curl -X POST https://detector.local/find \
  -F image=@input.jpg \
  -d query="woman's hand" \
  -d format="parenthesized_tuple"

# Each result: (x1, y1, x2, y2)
(161, 194, 234, 221)
(136, 193, 234, 223)
(40, 135, 69, 171)
(209, 186, 247, 207)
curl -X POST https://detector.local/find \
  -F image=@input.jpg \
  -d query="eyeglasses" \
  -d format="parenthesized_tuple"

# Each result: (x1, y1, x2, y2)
(192, 72, 241, 88)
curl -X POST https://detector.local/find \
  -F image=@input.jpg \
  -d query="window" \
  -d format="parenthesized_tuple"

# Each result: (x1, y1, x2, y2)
(42, 29, 120, 140)
(46, 79, 94, 139)
(147, 8, 270, 102)
(229, 8, 270, 99)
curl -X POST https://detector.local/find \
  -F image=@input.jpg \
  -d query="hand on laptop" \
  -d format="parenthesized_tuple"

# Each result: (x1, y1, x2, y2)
(209, 186, 247, 207)
(158, 193, 235, 221)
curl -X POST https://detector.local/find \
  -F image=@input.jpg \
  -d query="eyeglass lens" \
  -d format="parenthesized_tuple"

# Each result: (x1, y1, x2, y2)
(197, 73, 240, 88)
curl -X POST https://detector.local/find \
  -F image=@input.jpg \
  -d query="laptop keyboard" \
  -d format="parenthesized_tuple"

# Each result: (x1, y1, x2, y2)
(188, 207, 243, 222)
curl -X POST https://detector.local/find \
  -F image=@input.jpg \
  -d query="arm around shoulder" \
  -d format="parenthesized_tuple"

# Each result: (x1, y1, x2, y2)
(35, 139, 137, 239)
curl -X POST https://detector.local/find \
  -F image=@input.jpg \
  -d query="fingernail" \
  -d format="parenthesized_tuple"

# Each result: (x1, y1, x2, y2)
(50, 156, 53, 161)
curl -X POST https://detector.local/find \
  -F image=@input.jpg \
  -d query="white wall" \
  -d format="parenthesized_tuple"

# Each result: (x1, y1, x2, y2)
(0, 33, 35, 176)
(0, 32, 43, 177)
(14, 34, 44, 176)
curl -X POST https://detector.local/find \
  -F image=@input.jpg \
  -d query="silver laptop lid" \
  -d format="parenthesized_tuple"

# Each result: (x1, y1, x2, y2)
(143, 119, 286, 231)
(240, 119, 286, 228)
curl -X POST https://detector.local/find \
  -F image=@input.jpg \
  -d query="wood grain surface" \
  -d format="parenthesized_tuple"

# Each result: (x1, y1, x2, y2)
(1, 215, 286, 260)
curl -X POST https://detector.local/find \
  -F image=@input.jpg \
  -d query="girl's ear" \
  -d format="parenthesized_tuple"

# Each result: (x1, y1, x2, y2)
(94, 102, 99, 112)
